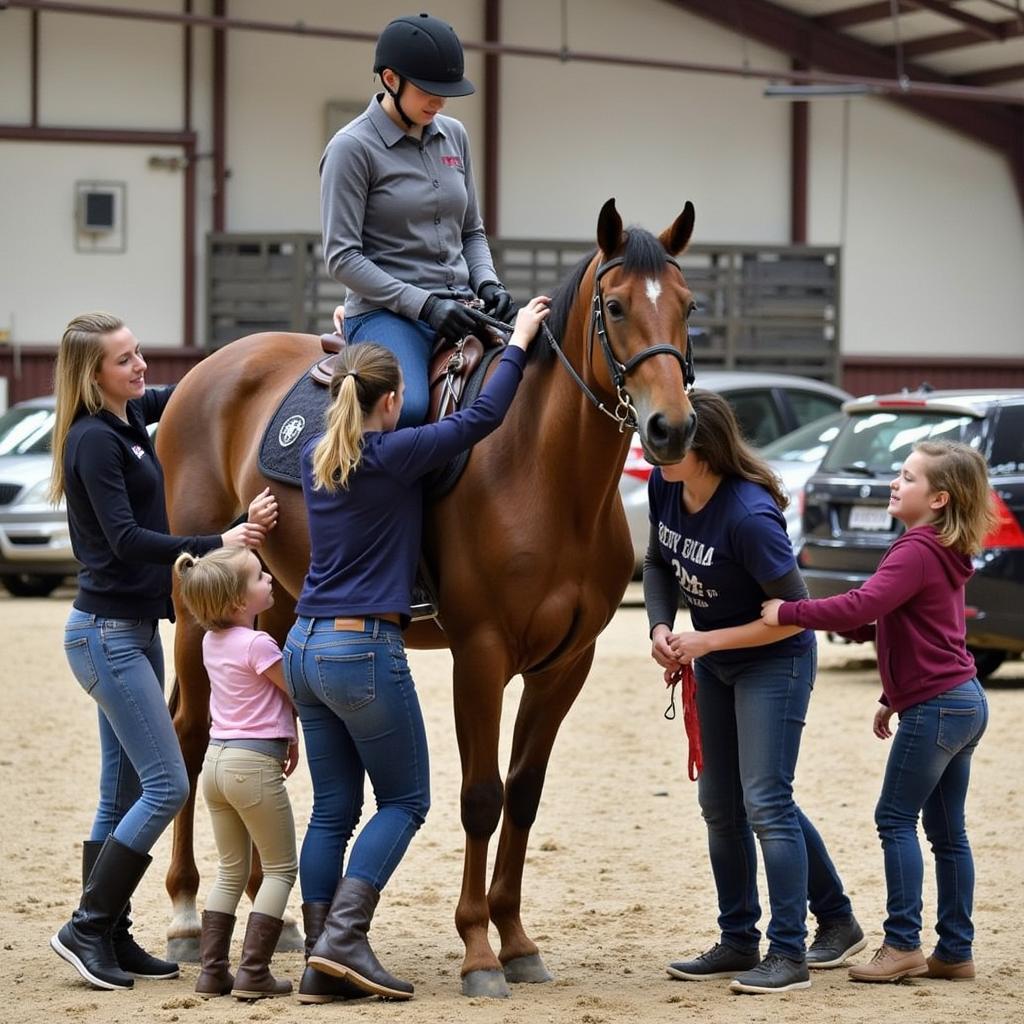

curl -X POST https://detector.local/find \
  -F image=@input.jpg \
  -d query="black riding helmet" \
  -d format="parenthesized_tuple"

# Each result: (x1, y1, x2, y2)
(373, 13, 475, 98)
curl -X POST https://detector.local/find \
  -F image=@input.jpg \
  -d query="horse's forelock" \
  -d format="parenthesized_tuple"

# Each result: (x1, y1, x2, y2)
(621, 226, 669, 277)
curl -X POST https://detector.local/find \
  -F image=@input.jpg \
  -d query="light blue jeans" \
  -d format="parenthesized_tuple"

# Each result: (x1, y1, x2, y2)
(283, 615, 430, 900)
(344, 309, 435, 428)
(695, 647, 853, 961)
(875, 678, 988, 961)
(63, 608, 189, 854)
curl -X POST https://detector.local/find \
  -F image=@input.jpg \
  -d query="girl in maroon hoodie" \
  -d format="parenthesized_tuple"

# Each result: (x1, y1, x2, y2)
(762, 440, 997, 984)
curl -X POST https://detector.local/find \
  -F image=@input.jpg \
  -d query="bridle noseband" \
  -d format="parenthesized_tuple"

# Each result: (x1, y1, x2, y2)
(466, 253, 696, 433)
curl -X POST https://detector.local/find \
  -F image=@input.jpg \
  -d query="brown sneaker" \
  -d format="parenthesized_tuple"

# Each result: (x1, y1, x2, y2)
(848, 945, 927, 983)
(925, 955, 975, 981)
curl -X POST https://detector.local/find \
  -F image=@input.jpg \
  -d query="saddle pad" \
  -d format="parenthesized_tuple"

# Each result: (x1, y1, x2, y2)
(257, 362, 329, 487)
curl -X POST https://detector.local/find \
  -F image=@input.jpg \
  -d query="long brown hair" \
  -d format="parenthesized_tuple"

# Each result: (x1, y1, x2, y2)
(914, 441, 997, 555)
(311, 343, 401, 491)
(688, 389, 789, 511)
(49, 311, 125, 504)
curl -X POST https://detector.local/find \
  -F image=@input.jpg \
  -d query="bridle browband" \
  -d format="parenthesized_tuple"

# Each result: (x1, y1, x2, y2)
(472, 253, 696, 432)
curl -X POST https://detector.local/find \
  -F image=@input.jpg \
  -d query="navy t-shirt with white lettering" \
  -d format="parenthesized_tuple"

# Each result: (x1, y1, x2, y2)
(647, 471, 812, 666)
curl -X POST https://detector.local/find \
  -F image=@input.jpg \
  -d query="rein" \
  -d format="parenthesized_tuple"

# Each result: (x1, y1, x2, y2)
(466, 253, 696, 433)
(664, 663, 703, 781)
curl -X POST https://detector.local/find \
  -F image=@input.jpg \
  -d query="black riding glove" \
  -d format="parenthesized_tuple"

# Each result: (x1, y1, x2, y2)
(420, 295, 488, 343)
(477, 281, 515, 323)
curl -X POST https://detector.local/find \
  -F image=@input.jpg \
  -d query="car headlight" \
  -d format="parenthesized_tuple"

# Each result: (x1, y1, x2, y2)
(16, 477, 64, 509)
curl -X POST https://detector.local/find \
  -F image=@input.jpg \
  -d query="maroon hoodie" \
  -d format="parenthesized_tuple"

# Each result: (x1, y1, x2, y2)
(778, 525, 976, 712)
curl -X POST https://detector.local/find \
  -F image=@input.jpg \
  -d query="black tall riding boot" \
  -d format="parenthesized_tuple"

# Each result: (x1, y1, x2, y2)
(297, 902, 368, 1004)
(50, 835, 152, 990)
(82, 839, 179, 979)
(307, 876, 413, 1000)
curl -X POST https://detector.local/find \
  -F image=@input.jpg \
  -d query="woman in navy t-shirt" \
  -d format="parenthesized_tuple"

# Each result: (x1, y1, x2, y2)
(644, 390, 862, 994)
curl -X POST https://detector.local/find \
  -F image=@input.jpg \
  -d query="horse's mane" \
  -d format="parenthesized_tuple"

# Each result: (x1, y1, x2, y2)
(533, 226, 668, 364)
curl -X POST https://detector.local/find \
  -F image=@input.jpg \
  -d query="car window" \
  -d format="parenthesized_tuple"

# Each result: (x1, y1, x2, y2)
(784, 389, 845, 428)
(0, 406, 55, 456)
(988, 404, 1024, 477)
(820, 411, 984, 474)
(759, 412, 844, 463)
(725, 390, 784, 448)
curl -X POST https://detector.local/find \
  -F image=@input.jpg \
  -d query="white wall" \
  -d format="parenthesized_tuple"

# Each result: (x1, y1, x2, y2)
(0, 0, 1021, 358)
(808, 98, 1024, 358)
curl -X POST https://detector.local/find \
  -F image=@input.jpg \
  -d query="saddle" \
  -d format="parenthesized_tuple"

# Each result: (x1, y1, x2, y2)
(257, 327, 506, 502)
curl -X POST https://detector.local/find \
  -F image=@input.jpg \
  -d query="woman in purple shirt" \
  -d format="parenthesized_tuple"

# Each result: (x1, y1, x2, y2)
(284, 297, 547, 1003)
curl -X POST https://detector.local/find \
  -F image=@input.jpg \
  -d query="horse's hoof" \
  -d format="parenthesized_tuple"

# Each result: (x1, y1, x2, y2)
(503, 953, 554, 984)
(166, 936, 201, 963)
(461, 969, 511, 998)
(274, 920, 304, 953)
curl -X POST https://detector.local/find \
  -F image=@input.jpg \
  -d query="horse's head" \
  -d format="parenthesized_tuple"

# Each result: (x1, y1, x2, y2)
(590, 198, 698, 465)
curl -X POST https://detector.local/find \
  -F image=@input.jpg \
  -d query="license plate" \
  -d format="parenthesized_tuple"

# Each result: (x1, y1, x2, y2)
(848, 505, 892, 531)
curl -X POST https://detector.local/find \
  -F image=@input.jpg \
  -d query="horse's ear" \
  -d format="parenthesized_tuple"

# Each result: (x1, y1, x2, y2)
(596, 198, 623, 257)
(659, 201, 696, 256)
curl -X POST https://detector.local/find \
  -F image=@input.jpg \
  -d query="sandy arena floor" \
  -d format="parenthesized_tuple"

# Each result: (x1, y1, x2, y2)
(2, 587, 1021, 1024)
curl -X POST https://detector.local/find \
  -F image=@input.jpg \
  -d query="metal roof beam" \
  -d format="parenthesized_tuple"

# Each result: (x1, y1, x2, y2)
(904, 1, 1004, 42)
(896, 18, 1024, 56)
(955, 62, 1024, 86)
(817, 3, 916, 30)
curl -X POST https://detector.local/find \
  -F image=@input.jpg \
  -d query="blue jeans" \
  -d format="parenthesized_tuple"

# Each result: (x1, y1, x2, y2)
(875, 678, 987, 960)
(695, 648, 852, 961)
(344, 309, 435, 428)
(63, 608, 189, 854)
(283, 616, 430, 900)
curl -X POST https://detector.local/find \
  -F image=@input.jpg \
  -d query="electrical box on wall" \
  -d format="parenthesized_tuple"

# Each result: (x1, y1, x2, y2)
(75, 181, 126, 252)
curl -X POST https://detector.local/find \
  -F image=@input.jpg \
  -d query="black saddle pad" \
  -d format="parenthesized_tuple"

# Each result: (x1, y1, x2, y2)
(257, 363, 328, 487)
(257, 347, 505, 498)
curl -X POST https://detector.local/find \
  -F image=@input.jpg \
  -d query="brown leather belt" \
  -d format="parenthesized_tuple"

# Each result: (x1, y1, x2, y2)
(333, 614, 401, 632)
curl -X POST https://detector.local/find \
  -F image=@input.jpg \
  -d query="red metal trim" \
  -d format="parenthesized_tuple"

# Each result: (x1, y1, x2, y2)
(790, 59, 808, 244)
(183, 0, 192, 132)
(817, 2, 915, 30)
(483, 0, 500, 235)
(897, 19, 1024, 58)
(183, 138, 196, 347)
(0, 124, 194, 144)
(905, 0, 1004, 41)
(212, 0, 226, 232)
(955, 63, 1024, 87)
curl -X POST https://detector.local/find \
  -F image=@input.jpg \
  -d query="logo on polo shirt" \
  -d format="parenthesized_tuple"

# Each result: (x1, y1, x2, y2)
(442, 155, 463, 168)
(131, 444, 146, 460)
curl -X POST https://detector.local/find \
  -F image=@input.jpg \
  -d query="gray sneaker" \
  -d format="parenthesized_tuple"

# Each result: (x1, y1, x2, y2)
(806, 917, 867, 969)
(729, 952, 811, 994)
(667, 942, 760, 981)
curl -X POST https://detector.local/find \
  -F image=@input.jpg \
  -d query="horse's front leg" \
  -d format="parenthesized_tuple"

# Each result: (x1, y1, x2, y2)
(451, 647, 509, 998)
(489, 648, 594, 985)
(165, 614, 211, 962)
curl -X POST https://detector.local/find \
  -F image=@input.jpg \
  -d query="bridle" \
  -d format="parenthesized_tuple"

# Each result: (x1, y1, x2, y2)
(472, 254, 695, 433)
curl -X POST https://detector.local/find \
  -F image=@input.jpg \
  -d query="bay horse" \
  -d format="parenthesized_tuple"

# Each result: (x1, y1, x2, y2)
(157, 198, 698, 997)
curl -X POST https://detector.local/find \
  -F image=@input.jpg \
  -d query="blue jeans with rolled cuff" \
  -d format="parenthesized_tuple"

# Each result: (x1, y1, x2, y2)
(63, 608, 189, 854)
(874, 678, 987, 961)
(283, 615, 430, 901)
(344, 309, 436, 428)
(695, 647, 853, 961)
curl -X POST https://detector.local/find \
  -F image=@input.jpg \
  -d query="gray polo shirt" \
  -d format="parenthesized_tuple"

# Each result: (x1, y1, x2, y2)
(320, 95, 498, 321)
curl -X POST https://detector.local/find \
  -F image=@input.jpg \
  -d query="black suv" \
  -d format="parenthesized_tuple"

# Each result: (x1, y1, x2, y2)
(798, 389, 1024, 679)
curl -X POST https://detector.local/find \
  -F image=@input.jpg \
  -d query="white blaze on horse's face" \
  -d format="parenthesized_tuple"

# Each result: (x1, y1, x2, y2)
(645, 278, 662, 308)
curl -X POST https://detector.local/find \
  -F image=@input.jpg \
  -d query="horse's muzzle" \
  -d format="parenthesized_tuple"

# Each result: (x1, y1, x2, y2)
(640, 411, 697, 465)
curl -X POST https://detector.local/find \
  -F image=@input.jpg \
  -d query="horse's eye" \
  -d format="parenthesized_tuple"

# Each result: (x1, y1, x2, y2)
(605, 299, 624, 319)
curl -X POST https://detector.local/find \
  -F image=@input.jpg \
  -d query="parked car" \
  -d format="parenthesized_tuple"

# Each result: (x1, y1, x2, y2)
(0, 396, 78, 596)
(799, 388, 1024, 679)
(620, 372, 853, 570)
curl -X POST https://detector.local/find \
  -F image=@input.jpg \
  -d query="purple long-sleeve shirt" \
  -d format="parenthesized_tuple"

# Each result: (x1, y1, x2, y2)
(777, 525, 977, 712)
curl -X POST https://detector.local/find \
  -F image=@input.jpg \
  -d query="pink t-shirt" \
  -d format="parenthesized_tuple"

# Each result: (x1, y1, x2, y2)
(203, 627, 296, 741)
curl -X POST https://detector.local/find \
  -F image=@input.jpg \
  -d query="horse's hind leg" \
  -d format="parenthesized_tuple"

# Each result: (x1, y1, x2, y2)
(165, 611, 212, 961)
(488, 647, 594, 985)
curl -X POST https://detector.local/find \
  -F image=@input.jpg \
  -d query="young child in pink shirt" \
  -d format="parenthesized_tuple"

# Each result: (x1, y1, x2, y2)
(175, 546, 298, 1000)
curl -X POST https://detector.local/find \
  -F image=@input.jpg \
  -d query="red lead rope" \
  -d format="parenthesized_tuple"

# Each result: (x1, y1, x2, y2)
(664, 663, 703, 781)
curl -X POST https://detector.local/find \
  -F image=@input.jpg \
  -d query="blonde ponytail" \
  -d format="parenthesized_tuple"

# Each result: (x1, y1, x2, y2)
(311, 343, 401, 492)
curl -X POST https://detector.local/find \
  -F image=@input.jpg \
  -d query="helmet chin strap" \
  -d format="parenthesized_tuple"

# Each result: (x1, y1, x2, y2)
(382, 75, 415, 129)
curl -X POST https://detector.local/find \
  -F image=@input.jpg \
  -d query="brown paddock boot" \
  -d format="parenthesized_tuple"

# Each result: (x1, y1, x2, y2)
(194, 910, 236, 998)
(925, 955, 975, 980)
(230, 912, 292, 1000)
(848, 944, 927, 982)
(298, 902, 368, 1004)
(307, 877, 413, 1000)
